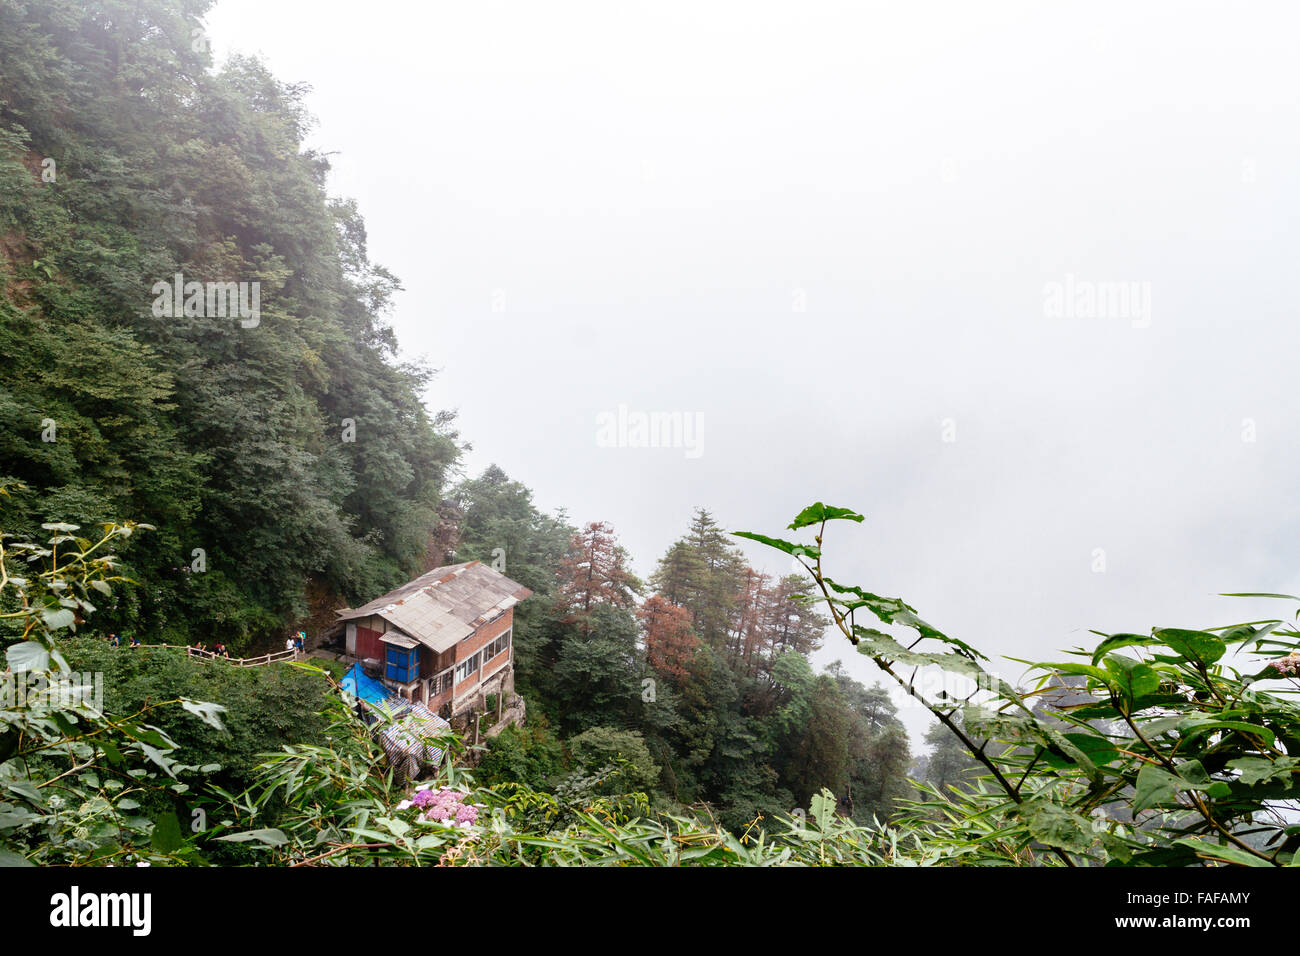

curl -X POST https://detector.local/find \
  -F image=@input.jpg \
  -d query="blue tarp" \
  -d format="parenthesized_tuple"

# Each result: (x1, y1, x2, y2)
(341, 662, 390, 706)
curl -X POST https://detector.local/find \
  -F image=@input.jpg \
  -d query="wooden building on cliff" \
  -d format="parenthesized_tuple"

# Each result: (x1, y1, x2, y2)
(336, 561, 531, 720)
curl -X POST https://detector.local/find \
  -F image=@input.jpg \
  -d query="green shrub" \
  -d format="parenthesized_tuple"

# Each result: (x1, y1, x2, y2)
(737, 502, 1300, 866)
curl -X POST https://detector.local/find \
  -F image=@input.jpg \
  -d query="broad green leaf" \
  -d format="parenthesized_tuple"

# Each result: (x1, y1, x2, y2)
(4, 780, 43, 805)
(1175, 759, 1213, 787)
(180, 699, 228, 732)
(47, 711, 79, 737)
(40, 608, 75, 631)
(809, 789, 838, 830)
(138, 743, 177, 778)
(1133, 763, 1204, 813)
(1177, 717, 1275, 748)
(1175, 838, 1272, 867)
(1228, 756, 1299, 786)
(1069, 693, 1186, 720)
(151, 811, 183, 853)
(1024, 802, 1095, 854)
(1153, 628, 1226, 665)
(1219, 621, 1284, 646)
(787, 503, 865, 530)
(215, 828, 288, 846)
(1103, 655, 1161, 701)
(1036, 726, 1105, 786)
(98, 739, 124, 766)
(1089, 633, 1157, 664)
(835, 582, 985, 660)
(1040, 661, 1117, 690)
(853, 629, 985, 679)
(731, 532, 819, 561)
(5, 641, 48, 673)
(1040, 732, 1121, 769)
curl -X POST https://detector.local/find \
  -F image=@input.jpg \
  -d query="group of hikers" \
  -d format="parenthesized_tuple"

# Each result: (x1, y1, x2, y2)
(193, 632, 306, 660)
(101, 631, 309, 661)
(190, 641, 231, 658)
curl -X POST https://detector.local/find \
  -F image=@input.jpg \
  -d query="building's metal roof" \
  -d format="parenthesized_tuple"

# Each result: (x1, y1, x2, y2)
(378, 631, 419, 649)
(337, 561, 532, 654)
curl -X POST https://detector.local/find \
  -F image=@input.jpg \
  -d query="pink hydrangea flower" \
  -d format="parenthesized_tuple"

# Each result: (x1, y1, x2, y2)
(1271, 653, 1300, 675)
(405, 786, 482, 829)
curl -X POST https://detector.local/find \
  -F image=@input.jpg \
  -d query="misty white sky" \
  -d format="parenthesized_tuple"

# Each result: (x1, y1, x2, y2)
(206, 0, 1300, 745)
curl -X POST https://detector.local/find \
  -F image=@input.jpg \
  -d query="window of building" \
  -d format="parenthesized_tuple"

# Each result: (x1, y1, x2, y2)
(455, 651, 482, 684)
(483, 628, 512, 664)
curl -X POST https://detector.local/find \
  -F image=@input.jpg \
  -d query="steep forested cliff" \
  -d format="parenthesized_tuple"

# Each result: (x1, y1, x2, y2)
(0, 0, 459, 646)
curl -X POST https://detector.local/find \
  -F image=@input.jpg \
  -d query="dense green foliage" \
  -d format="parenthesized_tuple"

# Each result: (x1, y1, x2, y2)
(0, 0, 458, 649)
(448, 481, 917, 830)
(0, 519, 913, 866)
(0, 519, 223, 864)
(8, 494, 1300, 867)
(736, 503, 1300, 866)
(62, 636, 332, 796)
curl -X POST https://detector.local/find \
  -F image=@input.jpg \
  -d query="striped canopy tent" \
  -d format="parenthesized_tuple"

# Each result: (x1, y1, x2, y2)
(371, 698, 452, 783)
